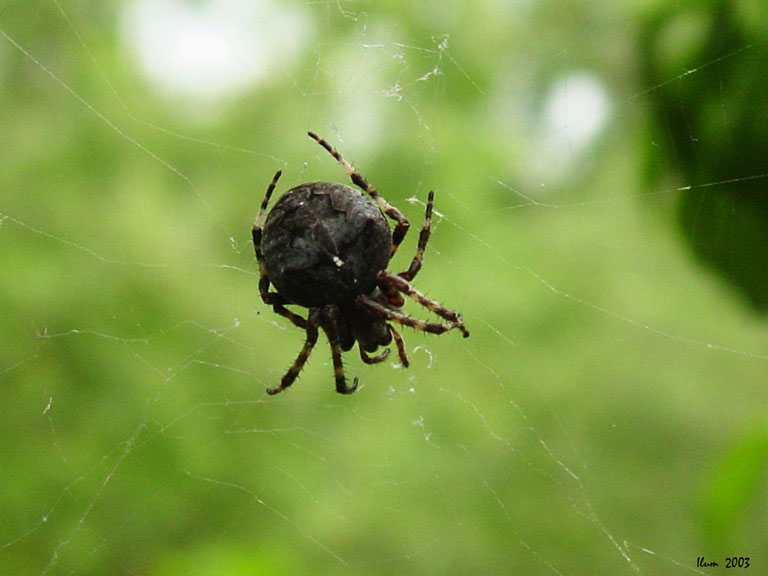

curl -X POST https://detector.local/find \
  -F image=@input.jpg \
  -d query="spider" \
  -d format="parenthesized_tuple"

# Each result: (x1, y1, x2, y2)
(252, 132, 469, 395)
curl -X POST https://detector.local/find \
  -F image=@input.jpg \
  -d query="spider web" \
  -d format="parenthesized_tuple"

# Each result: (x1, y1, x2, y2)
(1, 1, 766, 575)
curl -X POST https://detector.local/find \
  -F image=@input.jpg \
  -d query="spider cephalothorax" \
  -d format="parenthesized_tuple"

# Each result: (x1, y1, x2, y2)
(252, 132, 468, 395)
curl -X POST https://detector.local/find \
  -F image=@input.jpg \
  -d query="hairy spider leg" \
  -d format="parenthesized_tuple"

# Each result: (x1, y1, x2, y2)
(360, 346, 391, 365)
(356, 325, 408, 367)
(399, 190, 434, 282)
(377, 271, 470, 337)
(323, 306, 359, 394)
(388, 324, 410, 367)
(267, 309, 322, 395)
(358, 295, 465, 337)
(252, 169, 280, 297)
(252, 170, 307, 330)
(307, 131, 410, 257)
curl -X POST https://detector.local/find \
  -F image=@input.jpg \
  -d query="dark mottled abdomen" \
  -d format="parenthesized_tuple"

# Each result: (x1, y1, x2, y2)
(261, 182, 391, 307)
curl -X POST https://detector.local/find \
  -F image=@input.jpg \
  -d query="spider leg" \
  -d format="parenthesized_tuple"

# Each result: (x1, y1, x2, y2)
(323, 306, 359, 394)
(376, 271, 470, 337)
(252, 169, 281, 272)
(268, 309, 321, 395)
(357, 325, 408, 366)
(358, 295, 462, 337)
(399, 190, 434, 282)
(308, 131, 410, 257)
(270, 305, 308, 330)
(388, 324, 410, 367)
(360, 346, 391, 365)
(252, 170, 308, 330)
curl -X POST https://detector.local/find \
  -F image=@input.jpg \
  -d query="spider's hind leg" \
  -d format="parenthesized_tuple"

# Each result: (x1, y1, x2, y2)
(251, 170, 284, 305)
(252, 171, 307, 330)
(252, 170, 282, 265)
(307, 131, 410, 257)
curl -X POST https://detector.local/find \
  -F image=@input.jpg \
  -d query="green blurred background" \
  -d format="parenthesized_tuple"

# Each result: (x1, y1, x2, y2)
(1, 1, 766, 574)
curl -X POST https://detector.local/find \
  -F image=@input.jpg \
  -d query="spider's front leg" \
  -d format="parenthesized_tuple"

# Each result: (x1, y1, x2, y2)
(358, 295, 465, 338)
(359, 347, 390, 365)
(268, 309, 322, 395)
(399, 190, 434, 282)
(322, 306, 359, 394)
(387, 324, 410, 367)
(375, 271, 470, 337)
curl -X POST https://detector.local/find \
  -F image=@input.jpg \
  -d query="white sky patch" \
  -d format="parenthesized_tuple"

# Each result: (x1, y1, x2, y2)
(121, 0, 310, 101)
(533, 71, 611, 182)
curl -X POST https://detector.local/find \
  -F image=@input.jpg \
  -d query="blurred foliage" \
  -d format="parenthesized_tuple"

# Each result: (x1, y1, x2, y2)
(1, 1, 766, 575)
(699, 423, 768, 551)
(639, 1, 768, 311)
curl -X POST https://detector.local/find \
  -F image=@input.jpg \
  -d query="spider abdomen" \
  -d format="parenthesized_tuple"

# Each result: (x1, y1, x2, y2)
(261, 182, 391, 308)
